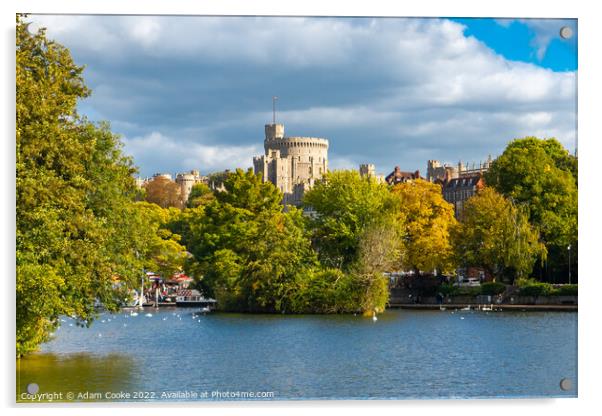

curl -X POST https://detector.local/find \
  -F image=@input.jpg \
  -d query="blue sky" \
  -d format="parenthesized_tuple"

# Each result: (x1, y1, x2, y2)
(452, 18, 577, 71)
(28, 16, 577, 178)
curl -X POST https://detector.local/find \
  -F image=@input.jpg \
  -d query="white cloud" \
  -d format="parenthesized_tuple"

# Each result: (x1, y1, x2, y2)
(25, 15, 577, 174)
(123, 132, 260, 176)
(125, 17, 163, 48)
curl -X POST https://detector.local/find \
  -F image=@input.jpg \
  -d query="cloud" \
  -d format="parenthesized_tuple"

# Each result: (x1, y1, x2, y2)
(123, 132, 260, 176)
(495, 18, 578, 61)
(27, 15, 577, 177)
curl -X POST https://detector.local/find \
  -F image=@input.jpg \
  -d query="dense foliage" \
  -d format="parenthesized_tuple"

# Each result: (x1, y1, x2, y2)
(303, 171, 400, 270)
(485, 137, 578, 282)
(453, 187, 546, 283)
(515, 278, 578, 297)
(16, 17, 185, 356)
(176, 170, 396, 314)
(186, 183, 215, 208)
(144, 176, 184, 209)
(391, 179, 458, 275)
(479, 282, 507, 296)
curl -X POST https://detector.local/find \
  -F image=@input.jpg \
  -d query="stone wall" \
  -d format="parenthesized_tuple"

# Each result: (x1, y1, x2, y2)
(254, 123, 329, 206)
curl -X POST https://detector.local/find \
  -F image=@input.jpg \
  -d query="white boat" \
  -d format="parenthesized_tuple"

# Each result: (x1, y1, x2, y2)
(175, 289, 217, 310)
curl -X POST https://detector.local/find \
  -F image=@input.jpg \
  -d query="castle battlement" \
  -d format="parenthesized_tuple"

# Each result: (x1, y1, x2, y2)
(254, 123, 329, 206)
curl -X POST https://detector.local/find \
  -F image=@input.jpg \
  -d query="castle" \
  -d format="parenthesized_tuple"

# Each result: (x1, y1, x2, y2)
(136, 170, 206, 204)
(426, 156, 493, 182)
(427, 157, 493, 218)
(253, 123, 329, 206)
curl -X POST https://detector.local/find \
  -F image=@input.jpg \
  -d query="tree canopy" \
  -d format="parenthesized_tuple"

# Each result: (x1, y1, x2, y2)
(453, 187, 546, 282)
(303, 170, 400, 270)
(176, 169, 393, 314)
(179, 169, 316, 312)
(144, 176, 183, 209)
(186, 183, 215, 208)
(16, 17, 185, 356)
(484, 137, 577, 281)
(391, 179, 458, 275)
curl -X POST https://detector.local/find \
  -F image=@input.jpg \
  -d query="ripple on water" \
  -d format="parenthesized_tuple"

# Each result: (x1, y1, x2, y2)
(18, 308, 577, 401)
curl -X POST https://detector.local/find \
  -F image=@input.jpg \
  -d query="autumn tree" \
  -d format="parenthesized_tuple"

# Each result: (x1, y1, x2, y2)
(144, 176, 183, 209)
(391, 179, 458, 275)
(453, 187, 546, 283)
(485, 137, 577, 282)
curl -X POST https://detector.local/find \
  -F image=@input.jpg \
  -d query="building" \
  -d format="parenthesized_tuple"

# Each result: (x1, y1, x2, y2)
(359, 163, 375, 178)
(440, 173, 485, 218)
(135, 169, 207, 206)
(175, 169, 204, 203)
(385, 166, 421, 185)
(253, 123, 329, 206)
(359, 164, 385, 183)
(426, 156, 493, 183)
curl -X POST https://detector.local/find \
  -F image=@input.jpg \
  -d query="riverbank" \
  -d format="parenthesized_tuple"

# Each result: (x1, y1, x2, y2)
(387, 303, 577, 311)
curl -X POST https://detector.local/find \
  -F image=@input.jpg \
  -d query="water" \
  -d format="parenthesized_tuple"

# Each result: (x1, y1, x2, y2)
(17, 308, 577, 401)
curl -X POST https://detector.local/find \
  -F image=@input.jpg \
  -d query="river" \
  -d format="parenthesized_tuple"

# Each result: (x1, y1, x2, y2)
(17, 308, 577, 401)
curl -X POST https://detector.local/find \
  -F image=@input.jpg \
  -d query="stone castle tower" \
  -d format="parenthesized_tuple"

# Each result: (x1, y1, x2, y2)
(253, 123, 328, 205)
(359, 163, 376, 178)
(175, 169, 202, 203)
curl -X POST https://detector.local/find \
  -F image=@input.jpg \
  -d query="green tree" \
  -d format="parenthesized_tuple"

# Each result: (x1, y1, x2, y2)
(485, 137, 577, 281)
(181, 169, 316, 312)
(391, 179, 458, 275)
(186, 183, 214, 208)
(16, 17, 187, 355)
(16, 16, 146, 355)
(303, 170, 400, 270)
(131, 202, 188, 279)
(453, 187, 546, 282)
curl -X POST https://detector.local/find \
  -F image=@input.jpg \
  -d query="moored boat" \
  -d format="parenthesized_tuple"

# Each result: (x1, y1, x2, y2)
(175, 289, 217, 309)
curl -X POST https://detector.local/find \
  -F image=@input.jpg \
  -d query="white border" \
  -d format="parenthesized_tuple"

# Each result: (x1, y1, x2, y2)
(3, 1, 600, 416)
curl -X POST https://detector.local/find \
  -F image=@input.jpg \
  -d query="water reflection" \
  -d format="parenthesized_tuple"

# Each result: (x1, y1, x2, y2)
(17, 353, 135, 402)
(15, 309, 577, 401)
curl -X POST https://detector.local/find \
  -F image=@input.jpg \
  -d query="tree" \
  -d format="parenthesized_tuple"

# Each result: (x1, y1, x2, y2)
(351, 220, 401, 313)
(186, 183, 214, 208)
(390, 179, 458, 275)
(303, 170, 400, 270)
(484, 137, 577, 281)
(453, 187, 546, 282)
(144, 176, 183, 209)
(16, 16, 146, 355)
(180, 169, 316, 312)
(131, 202, 188, 279)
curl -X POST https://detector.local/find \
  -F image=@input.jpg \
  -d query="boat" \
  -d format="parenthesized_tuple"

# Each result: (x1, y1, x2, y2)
(175, 289, 217, 309)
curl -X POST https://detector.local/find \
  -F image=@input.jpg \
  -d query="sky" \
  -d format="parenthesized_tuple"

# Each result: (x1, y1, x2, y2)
(27, 15, 577, 178)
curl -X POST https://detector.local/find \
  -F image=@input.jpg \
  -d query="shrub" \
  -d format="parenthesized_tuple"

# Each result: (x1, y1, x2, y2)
(518, 281, 554, 296)
(439, 283, 458, 296)
(480, 282, 506, 295)
(438, 284, 482, 297)
(457, 286, 482, 296)
(552, 284, 578, 296)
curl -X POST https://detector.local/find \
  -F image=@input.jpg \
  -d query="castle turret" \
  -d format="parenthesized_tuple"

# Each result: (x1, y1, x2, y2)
(254, 122, 328, 206)
(265, 123, 285, 141)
